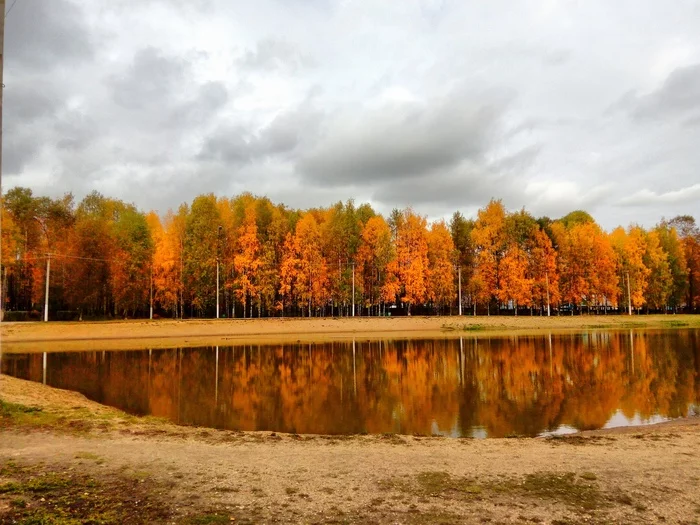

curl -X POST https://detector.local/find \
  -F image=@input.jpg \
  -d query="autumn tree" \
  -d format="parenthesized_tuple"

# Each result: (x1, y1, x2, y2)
(280, 213, 329, 316)
(64, 192, 116, 316)
(233, 204, 262, 317)
(110, 206, 153, 317)
(654, 222, 688, 310)
(471, 199, 508, 313)
(554, 220, 618, 312)
(528, 227, 560, 313)
(426, 220, 455, 312)
(642, 229, 673, 310)
(450, 212, 475, 313)
(498, 245, 531, 314)
(356, 215, 394, 315)
(394, 209, 430, 315)
(610, 226, 650, 312)
(148, 211, 183, 316)
(183, 194, 222, 316)
(669, 216, 700, 310)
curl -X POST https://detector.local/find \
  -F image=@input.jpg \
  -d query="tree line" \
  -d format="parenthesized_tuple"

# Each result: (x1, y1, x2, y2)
(1, 186, 698, 320)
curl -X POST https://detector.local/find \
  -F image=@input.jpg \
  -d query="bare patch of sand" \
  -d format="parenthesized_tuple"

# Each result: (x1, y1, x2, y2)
(2, 314, 699, 353)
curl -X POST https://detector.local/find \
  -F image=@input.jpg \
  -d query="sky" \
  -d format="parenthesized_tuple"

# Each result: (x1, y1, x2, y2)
(4, 0, 700, 229)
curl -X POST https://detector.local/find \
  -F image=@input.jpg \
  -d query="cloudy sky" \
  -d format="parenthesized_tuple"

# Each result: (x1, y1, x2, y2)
(5, 0, 700, 229)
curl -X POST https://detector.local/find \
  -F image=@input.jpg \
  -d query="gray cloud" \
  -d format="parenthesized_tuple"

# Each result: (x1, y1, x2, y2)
(632, 63, 700, 119)
(4, 133, 40, 175)
(198, 103, 323, 164)
(108, 47, 188, 110)
(5, 0, 93, 69)
(4, 86, 58, 122)
(168, 81, 229, 127)
(298, 87, 512, 186)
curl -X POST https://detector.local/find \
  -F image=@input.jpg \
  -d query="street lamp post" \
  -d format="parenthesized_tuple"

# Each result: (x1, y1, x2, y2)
(44, 253, 51, 322)
(351, 261, 355, 317)
(457, 265, 462, 316)
(216, 226, 222, 319)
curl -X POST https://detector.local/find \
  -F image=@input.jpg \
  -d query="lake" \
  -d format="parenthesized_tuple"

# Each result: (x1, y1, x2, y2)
(2, 329, 698, 437)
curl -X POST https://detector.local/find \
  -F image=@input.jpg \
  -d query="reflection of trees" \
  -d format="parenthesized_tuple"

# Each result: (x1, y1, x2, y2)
(3, 330, 698, 437)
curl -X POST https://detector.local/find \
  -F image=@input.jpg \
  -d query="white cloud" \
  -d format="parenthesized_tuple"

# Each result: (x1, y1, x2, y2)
(619, 184, 700, 206)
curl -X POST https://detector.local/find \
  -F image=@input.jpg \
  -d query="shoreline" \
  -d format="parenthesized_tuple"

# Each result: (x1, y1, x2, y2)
(1, 374, 700, 524)
(1, 314, 698, 353)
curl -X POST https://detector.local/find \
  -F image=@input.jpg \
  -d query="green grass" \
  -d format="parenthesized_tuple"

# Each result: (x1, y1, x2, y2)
(661, 320, 689, 327)
(0, 462, 171, 525)
(0, 473, 71, 494)
(188, 514, 231, 525)
(440, 322, 487, 332)
(492, 471, 604, 510)
(416, 471, 483, 496)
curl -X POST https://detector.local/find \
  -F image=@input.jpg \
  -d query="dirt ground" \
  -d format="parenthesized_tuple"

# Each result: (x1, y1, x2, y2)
(1, 375, 700, 524)
(2, 314, 699, 353)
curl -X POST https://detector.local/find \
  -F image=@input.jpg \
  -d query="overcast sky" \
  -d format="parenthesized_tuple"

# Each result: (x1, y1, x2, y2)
(4, 0, 700, 229)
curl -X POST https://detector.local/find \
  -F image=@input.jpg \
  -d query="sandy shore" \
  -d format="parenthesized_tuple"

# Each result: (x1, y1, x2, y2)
(2, 314, 699, 352)
(1, 374, 699, 524)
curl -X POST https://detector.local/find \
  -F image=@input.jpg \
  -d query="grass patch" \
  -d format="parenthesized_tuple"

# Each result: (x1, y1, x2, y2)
(0, 399, 61, 428)
(188, 514, 231, 524)
(377, 477, 412, 492)
(545, 435, 615, 446)
(74, 451, 105, 464)
(414, 471, 482, 496)
(661, 320, 689, 327)
(493, 471, 602, 510)
(0, 462, 171, 524)
(440, 323, 487, 332)
(618, 322, 648, 328)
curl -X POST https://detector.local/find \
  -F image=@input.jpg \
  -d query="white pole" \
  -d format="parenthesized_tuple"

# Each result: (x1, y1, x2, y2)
(149, 264, 153, 320)
(216, 258, 220, 319)
(44, 254, 50, 322)
(42, 352, 47, 385)
(458, 266, 462, 316)
(626, 271, 632, 315)
(352, 262, 355, 317)
(545, 272, 551, 317)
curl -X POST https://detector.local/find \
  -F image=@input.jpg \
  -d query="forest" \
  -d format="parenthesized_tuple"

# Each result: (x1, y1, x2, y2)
(0, 186, 698, 320)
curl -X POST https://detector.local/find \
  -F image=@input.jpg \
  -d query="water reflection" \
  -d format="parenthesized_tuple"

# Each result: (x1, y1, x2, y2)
(3, 330, 699, 437)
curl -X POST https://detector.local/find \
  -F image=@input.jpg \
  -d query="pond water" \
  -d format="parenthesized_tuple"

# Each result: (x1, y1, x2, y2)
(2, 330, 699, 437)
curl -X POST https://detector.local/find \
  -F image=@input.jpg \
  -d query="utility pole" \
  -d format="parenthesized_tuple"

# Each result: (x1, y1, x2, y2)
(44, 254, 51, 322)
(216, 259, 220, 319)
(458, 265, 462, 316)
(149, 264, 153, 320)
(626, 270, 632, 316)
(0, 0, 6, 323)
(545, 272, 551, 317)
(351, 261, 355, 317)
(216, 226, 222, 319)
